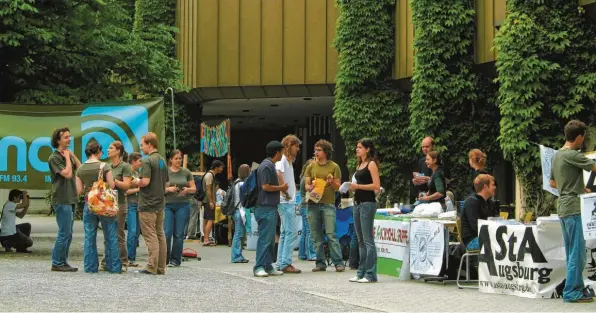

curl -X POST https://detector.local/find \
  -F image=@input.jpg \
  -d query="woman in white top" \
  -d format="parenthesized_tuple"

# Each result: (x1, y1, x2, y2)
(231, 164, 250, 263)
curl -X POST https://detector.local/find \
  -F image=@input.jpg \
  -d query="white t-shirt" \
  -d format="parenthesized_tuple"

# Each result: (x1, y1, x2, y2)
(234, 181, 245, 208)
(0, 201, 17, 237)
(275, 155, 296, 204)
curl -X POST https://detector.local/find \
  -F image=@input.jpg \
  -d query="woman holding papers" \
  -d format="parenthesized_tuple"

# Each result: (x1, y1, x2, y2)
(348, 138, 380, 283)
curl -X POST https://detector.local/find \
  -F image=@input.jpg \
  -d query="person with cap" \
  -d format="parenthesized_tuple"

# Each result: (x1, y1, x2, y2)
(253, 141, 289, 277)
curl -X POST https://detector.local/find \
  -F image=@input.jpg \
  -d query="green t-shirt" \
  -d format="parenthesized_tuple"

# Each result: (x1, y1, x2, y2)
(48, 151, 78, 205)
(166, 167, 194, 203)
(76, 162, 111, 196)
(305, 161, 341, 204)
(127, 170, 140, 204)
(550, 148, 595, 217)
(139, 151, 169, 212)
(110, 162, 132, 204)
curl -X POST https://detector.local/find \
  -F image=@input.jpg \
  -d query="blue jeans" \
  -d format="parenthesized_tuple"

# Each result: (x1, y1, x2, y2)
(276, 203, 298, 270)
(354, 202, 377, 281)
(83, 204, 121, 273)
(560, 214, 587, 302)
(349, 226, 359, 268)
(253, 206, 277, 273)
(298, 204, 316, 260)
(308, 203, 343, 268)
(231, 209, 247, 262)
(164, 202, 191, 266)
(51, 204, 74, 267)
(127, 203, 141, 262)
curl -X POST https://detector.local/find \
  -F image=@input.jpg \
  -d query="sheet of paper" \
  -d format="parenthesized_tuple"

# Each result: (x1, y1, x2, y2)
(339, 182, 351, 194)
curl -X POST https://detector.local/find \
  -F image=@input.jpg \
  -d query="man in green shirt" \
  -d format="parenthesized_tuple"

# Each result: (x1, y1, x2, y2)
(48, 127, 81, 272)
(304, 139, 344, 272)
(550, 120, 596, 303)
(136, 132, 169, 275)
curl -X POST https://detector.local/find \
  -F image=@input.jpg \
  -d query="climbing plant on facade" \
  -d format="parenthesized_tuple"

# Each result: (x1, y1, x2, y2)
(409, 0, 501, 199)
(494, 0, 596, 216)
(333, 0, 414, 202)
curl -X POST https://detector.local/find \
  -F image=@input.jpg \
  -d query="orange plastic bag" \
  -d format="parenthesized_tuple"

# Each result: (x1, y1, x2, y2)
(87, 163, 119, 218)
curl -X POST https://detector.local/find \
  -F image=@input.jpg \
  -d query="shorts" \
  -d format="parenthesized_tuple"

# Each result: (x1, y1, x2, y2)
(203, 204, 215, 221)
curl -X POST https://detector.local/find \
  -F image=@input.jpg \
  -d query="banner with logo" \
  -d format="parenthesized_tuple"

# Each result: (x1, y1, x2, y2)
(409, 219, 445, 277)
(478, 220, 596, 299)
(0, 98, 165, 190)
(374, 216, 411, 280)
(580, 193, 596, 241)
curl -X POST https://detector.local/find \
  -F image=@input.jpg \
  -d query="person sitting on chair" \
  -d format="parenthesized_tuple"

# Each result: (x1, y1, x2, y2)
(0, 189, 33, 253)
(460, 174, 498, 250)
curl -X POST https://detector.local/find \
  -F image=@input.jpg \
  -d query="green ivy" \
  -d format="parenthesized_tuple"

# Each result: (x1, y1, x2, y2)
(333, 0, 414, 202)
(409, 0, 501, 200)
(494, 0, 596, 216)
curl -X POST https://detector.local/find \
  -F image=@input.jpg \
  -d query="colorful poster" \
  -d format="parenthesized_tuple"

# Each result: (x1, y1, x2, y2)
(0, 98, 165, 189)
(374, 217, 411, 280)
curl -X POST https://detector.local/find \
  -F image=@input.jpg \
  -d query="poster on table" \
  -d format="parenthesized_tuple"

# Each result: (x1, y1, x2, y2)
(580, 193, 596, 241)
(409, 219, 445, 277)
(478, 220, 596, 299)
(373, 218, 411, 280)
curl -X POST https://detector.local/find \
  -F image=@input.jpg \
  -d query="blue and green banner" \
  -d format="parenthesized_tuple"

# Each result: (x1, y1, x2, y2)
(374, 217, 411, 280)
(0, 98, 165, 189)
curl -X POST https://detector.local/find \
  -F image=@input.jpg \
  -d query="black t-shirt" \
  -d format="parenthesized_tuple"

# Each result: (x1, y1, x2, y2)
(461, 193, 498, 246)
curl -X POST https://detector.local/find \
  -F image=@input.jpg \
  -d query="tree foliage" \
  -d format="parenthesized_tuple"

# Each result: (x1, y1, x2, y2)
(0, 0, 182, 104)
(333, 0, 414, 202)
(494, 0, 596, 215)
(409, 0, 501, 199)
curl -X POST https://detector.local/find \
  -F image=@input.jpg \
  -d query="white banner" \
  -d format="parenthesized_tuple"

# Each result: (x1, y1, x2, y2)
(478, 220, 596, 298)
(580, 193, 596, 241)
(409, 220, 445, 277)
(540, 145, 559, 196)
(374, 219, 410, 280)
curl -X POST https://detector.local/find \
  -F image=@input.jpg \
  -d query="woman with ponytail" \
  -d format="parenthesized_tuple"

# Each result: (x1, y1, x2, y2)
(106, 141, 132, 270)
(468, 149, 489, 195)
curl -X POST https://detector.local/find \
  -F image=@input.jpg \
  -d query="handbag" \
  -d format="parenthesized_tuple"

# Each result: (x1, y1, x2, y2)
(87, 163, 119, 218)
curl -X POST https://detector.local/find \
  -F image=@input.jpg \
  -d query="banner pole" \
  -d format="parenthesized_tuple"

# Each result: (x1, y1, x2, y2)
(166, 87, 177, 149)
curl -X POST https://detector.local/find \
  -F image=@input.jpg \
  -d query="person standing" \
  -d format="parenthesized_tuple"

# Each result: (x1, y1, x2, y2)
(201, 160, 224, 246)
(126, 152, 143, 266)
(136, 132, 169, 275)
(550, 120, 596, 303)
(305, 139, 344, 272)
(298, 159, 316, 261)
(412, 137, 434, 197)
(75, 141, 120, 273)
(349, 139, 380, 283)
(0, 189, 33, 253)
(48, 127, 81, 272)
(254, 141, 288, 277)
(275, 134, 302, 273)
(231, 164, 250, 263)
(467, 149, 490, 196)
(164, 150, 196, 267)
(105, 141, 131, 271)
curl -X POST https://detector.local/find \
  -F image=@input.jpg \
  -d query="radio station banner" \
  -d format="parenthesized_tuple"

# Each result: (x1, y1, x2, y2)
(374, 217, 411, 280)
(478, 220, 596, 299)
(0, 98, 165, 190)
(409, 219, 445, 277)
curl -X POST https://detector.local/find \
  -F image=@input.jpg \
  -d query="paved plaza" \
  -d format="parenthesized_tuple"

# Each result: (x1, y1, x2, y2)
(0, 215, 595, 312)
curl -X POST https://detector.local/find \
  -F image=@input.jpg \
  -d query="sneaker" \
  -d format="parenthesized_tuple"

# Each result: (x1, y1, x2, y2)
(349, 276, 362, 282)
(335, 265, 346, 272)
(266, 269, 284, 276)
(566, 295, 593, 303)
(167, 262, 180, 268)
(135, 269, 156, 275)
(254, 269, 269, 277)
(312, 266, 326, 272)
(281, 265, 302, 274)
(51, 265, 78, 272)
(357, 277, 376, 283)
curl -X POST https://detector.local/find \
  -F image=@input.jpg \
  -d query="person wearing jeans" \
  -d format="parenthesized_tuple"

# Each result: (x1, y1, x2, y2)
(231, 164, 250, 263)
(75, 141, 121, 274)
(164, 150, 196, 267)
(305, 140, 344, 272)
(126, 152, 143, 266)
(550, 120, 596, 303)
(253, 141, 288, 277)
(298, 161, 316, 261)
(275, 135, 302, 273)
(48, 127, 81, 272)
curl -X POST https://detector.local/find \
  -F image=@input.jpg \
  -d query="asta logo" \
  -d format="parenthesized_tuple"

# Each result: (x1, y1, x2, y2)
(0, 106, 148, 172)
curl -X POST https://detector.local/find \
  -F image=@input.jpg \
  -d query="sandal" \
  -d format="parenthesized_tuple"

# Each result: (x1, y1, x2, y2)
(202, 242, 216, 247)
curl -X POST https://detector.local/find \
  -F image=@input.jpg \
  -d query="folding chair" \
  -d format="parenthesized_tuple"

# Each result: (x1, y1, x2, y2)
(455, 219, 479, 289)
(523, 212, 534, 224)
(499, 211, 509, 219)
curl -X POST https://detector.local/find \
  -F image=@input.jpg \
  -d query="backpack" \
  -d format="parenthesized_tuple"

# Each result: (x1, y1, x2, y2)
(221, 179, 241, 216)
(194, 172, 212, 202)
(240, 169, 259, 209)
